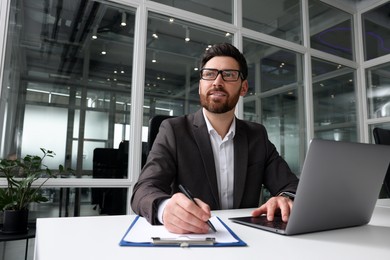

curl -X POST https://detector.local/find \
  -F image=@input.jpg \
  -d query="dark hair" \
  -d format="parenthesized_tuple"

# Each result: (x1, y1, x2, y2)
(200, 43, 248, 80)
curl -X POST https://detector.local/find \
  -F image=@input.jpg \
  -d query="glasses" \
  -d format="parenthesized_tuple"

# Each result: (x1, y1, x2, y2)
(200, 68, 242, 82)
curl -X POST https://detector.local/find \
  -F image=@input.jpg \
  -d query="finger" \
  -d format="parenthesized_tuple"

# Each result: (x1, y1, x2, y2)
(164, 194, 210, 233)
(194, 198, 212, 221)
(176, 193, 210, 222)
(251, 204, 267, 217)
(164, 210, 209, 234)
(265, 199, 277, 221)
(251, 200, 276, 221)
(279, 197, 293, 222)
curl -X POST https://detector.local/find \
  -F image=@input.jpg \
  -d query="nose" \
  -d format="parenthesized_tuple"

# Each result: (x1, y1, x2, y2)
(212, 72, 224, 85)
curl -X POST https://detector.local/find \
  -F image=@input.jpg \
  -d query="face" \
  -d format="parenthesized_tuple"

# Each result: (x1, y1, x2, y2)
(199, 56, 248, 114)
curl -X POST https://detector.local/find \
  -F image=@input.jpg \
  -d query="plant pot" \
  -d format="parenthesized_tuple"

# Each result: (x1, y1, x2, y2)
(1, 209, 29, 234)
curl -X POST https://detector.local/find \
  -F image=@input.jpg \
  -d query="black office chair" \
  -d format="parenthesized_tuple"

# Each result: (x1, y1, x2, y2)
(91, 148, 127, 215)
(147, 115, 175, 154)
(373, 127, 390, 198)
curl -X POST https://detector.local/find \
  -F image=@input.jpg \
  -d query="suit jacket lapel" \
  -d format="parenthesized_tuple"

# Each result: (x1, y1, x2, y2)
(192, 110, 220, 208)
(233, 119, 248, 208)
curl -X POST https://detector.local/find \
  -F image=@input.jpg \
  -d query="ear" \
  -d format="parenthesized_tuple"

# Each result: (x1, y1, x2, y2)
(240, 80, 248, 97)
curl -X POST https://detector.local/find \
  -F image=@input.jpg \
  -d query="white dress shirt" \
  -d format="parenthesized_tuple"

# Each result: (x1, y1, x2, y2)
(203, 109, 235, 209)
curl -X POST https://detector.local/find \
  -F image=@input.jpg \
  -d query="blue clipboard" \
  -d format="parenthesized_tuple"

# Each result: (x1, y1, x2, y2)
(119, 216, 246, 247)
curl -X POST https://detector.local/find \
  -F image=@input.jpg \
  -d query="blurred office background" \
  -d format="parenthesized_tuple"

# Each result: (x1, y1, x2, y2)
(0, 0, 389, 258)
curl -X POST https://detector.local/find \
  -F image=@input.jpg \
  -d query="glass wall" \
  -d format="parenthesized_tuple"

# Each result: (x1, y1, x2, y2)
(312, 58, 357, 141)
(364, 1, 390, 147)
(150, 0, 233, 23)
(143, 12, 231, 125)
(0, 0, 136, 216)
(366, 63, 390, 120)
(309, 0, 354, 60)
(242, 38, 305, 174)
(1, 0, 390, 220)
(362, 2, 390, 61)
(242, 0, 302, 44)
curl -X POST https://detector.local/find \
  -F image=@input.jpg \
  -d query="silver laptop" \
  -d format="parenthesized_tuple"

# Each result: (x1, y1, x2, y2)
(229, 139, 390, 235)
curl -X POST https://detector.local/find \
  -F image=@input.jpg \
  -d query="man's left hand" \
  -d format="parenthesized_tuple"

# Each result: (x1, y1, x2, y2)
(251, 196, 293, 222)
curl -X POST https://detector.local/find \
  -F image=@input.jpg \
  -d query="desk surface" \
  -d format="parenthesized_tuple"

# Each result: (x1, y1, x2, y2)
(34, 199, 390, 260)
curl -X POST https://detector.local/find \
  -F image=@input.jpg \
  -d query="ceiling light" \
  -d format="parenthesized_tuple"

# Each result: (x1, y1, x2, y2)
(152, 52, 157, 63)
(225, 32, 231, 37)
(92, 26, 98, 39)
(121, 12, 127, 27)
(185, 27, 190, 42)
(152, 32, 158, 39)
(169, 18, 174, 23)
(194, 60, 199, 71)
(101, 44, 107, 55)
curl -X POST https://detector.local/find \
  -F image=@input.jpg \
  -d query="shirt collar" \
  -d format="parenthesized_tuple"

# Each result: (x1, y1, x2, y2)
(202, 108, 236, 140)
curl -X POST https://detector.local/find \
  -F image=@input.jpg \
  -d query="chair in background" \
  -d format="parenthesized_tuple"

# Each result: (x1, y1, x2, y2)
(91, 147, 127, 215)
(147, 115, 175, 154)
(373, 127, 390, 198)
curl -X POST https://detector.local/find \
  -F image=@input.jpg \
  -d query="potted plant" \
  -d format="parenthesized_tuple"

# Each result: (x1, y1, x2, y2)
(0, 148, 67, 234)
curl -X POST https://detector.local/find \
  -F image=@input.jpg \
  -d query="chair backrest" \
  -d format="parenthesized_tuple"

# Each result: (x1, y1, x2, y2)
(92, 148, 120, 178)
(147, 115, 175, 153)
(372, 127, 390, 197)
(373, 127, 390, 145)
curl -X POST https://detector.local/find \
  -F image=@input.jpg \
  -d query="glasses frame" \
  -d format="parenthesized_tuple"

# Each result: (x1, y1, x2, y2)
(200, 68, 242, 82)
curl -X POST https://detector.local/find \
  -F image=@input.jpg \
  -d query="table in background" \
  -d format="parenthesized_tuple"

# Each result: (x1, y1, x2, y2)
(376, 198, 390, 208)
(34, 200, 390, 260)
(0, 224, 35, 260)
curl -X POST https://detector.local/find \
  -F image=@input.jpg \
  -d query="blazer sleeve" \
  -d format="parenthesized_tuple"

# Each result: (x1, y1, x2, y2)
(131, 119, 178, 224)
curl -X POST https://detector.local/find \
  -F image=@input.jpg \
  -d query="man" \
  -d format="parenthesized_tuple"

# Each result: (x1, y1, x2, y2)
(131, 43, 299, 234)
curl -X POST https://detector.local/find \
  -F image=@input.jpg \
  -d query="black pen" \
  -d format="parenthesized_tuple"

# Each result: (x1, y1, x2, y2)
(178, 184, 217, 232)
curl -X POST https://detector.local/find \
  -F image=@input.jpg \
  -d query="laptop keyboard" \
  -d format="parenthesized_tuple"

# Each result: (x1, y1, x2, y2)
(251, 216, 288, 230)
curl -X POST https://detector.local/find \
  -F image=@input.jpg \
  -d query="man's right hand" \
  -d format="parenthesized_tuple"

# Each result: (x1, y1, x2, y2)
(162, 193, 212, 234)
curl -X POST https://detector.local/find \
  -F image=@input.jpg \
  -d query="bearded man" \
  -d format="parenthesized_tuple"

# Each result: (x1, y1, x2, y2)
(131, 43, 299, 234)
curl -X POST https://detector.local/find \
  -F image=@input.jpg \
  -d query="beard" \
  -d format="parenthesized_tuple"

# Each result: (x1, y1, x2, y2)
(199, 86, 241, 114)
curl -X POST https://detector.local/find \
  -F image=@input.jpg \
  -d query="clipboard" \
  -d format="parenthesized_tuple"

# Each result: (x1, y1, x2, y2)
(119, 216, 246, 247)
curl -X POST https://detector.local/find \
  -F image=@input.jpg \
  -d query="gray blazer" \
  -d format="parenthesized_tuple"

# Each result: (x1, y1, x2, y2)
(131, 109, 299, 224)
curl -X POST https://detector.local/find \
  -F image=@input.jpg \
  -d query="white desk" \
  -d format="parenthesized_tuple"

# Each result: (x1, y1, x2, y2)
(34, 200, 390, 260)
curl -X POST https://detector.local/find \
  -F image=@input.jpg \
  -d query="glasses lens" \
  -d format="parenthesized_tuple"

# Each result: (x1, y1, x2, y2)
(201, 69, 241, 81)
(222, 70, 240, 81)
(201, 69, 217, 80)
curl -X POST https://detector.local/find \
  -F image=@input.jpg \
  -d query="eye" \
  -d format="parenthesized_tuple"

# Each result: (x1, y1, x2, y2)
(203, 70, 217, 78)
(223, 71, 234, 78)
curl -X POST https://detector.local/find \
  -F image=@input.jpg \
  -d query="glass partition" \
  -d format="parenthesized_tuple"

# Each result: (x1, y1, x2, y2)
(312, 58, 357, 141)
(0, 0, 136, 180)
(242, 38, 305, 174)
(309, 0, 354, 60)
(150, 0, 233, 23)
(242, 0, 302, 44)
(143, 12, 232, 138)
(28, 187, 127, 218)
(366, 62, 390, 119)
(362, 2, 390, 60)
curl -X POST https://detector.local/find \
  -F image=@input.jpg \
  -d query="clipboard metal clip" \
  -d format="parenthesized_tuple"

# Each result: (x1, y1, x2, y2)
(151, 237, 215, 247)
